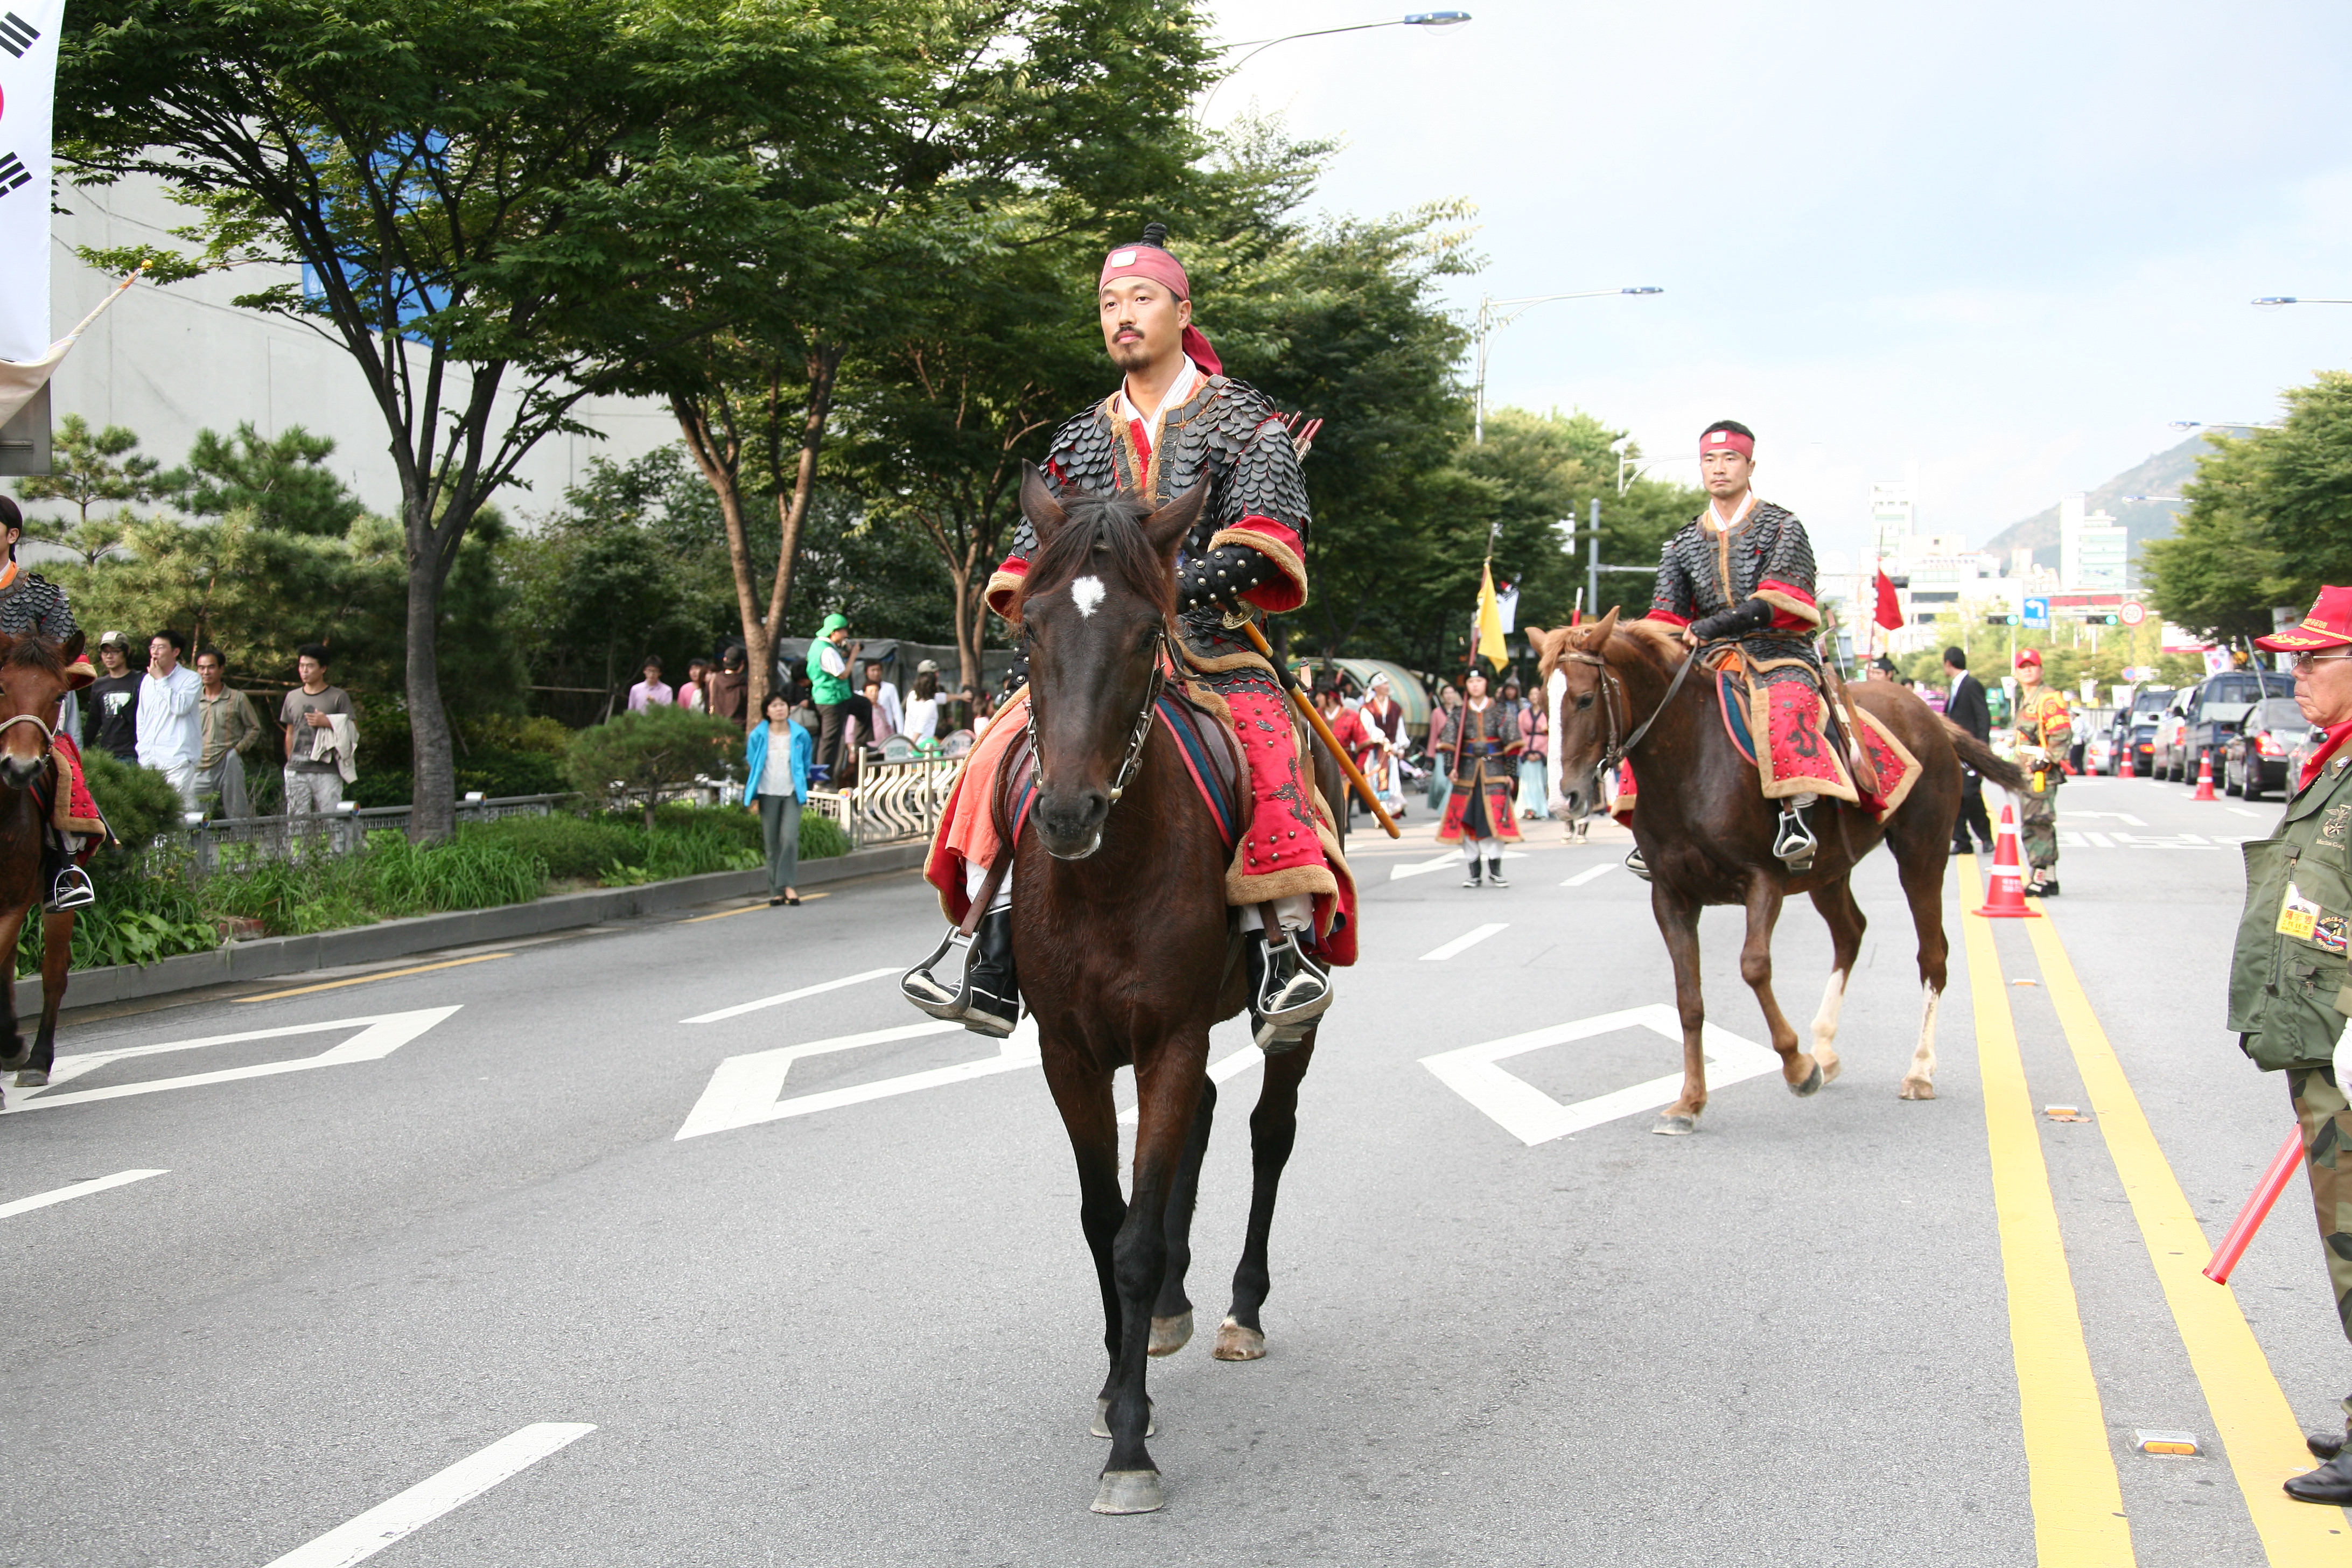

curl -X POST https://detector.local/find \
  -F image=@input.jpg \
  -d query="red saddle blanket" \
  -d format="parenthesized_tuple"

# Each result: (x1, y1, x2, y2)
(1609, 668, 1922, 829)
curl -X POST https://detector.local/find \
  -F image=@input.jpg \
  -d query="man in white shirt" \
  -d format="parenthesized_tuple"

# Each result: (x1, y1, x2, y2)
(135, 629, 205, 808)
(865, 660, 903, 739)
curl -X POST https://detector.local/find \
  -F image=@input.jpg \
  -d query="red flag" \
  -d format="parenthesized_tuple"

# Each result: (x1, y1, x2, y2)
(1873, 569, 1903, 631)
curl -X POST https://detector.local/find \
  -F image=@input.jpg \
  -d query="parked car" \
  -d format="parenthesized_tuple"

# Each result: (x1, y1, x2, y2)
(2222, 696, 2313, 800)
(2073, 706, 2115, 774)
(2104, 685, 2174, 775)
(2179, 669, 2297, 781)
(2151, 688, 2194, 779)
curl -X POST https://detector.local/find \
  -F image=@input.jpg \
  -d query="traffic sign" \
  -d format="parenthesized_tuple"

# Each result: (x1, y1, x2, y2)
(2120, 600, 2147, 627)
(2022, 596, 2050, 629)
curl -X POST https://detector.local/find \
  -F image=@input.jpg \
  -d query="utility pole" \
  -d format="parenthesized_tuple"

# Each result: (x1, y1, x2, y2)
(1587, 496, 1601, 615)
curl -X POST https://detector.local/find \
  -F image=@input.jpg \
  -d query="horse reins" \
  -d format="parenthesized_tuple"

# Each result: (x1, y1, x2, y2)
(0, 710, 55, 760)
(1562, 640, 1704, 775)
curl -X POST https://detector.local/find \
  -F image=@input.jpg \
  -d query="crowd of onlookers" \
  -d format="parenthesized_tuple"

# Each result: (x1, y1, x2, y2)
(1307, 663, 1567, 828)
(80, 629, 356, 820)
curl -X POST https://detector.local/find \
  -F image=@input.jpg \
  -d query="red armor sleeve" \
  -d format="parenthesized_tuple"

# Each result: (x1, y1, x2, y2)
(1756, 577, 1819, 632)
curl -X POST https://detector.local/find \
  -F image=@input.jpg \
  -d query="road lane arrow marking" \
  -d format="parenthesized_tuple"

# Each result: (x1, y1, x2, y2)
(0, 1168, 169, 1220)
(1, 1008, 461, 1115)
(1390, 850, 1528, 881)
(262, 1422, 594, 1567)
(681, 966, 899, 1024)
(675, 1017, 1040, 1140)
(1420, 1004, 1780, 1145)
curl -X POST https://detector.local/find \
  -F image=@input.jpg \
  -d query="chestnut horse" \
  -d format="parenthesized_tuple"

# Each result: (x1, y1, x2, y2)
(0, 631, 88, 1105)
(1009, 467, 1334, 1515)
(1529, 612, 2024, 1131)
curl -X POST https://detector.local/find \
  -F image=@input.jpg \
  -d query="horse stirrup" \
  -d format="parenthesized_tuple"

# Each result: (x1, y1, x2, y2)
(901, 926, 976, 1018)
(1249, 932, 1333, 1053)
(45, 865, 94, 913)
(1773, 802, 1818, 871)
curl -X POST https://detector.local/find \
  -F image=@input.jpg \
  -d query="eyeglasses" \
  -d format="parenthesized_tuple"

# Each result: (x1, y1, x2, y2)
(2292, 653, 2352, 673)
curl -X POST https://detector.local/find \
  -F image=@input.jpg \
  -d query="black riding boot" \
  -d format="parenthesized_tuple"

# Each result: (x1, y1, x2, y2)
(1246, 928, 1332, 1053)
(1460, 857, 1482, 889)
(958, 908, 1021, 1038)
(1486, 857, 1509, 888)
(901, 907, 1019, 1037)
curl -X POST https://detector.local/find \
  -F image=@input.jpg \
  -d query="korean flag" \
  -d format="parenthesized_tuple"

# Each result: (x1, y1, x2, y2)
(0, 0, 64, 366)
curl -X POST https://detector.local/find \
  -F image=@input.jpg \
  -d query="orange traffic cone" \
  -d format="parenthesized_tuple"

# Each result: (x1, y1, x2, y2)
(2193, 748, 2218, 801)
(1973, 802, 2043, 919)
(2119, 744, 2134, 779)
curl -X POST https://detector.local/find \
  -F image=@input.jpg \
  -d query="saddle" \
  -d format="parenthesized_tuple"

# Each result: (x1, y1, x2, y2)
(1711, 652, 1921, 821)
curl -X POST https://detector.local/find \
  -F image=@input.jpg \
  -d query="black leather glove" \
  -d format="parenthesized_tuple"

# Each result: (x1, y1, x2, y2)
(1179, 544, 1274, 614)
(1688, 597, 1774, 641)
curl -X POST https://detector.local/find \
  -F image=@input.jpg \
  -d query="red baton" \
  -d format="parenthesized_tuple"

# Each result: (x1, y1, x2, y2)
(2204, 1127, 2307, 1285)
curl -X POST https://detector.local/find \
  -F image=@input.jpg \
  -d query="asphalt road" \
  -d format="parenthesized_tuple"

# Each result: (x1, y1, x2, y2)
(2, 773, 2346, 1565)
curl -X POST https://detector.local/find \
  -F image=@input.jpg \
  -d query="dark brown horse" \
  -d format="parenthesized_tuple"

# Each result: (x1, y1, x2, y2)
(1529, 611, 2024, 1131)
(0, 631, 88, 1105)
(1009, 467, 1329, 1514)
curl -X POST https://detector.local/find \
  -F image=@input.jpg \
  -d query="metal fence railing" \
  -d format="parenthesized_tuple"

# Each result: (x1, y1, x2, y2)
(183, 794, 569, 874)
(803, 755, 962, 850)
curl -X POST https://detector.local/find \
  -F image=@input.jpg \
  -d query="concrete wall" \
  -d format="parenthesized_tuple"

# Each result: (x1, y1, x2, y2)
(34, 175, 679, 524)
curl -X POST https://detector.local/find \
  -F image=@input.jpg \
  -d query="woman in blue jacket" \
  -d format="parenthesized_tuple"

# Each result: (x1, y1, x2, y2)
(741, 691, 813, 906)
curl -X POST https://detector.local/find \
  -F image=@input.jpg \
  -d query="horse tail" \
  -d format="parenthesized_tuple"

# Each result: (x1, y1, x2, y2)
(1944, 720, 2027, 793)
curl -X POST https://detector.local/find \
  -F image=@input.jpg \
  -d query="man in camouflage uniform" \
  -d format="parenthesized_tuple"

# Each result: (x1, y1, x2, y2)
(2011, 647, 2069, 895)
(2229, 586, 2352, 1501)
(1642, 419, 1835, 876)
(904, 225, 1352, 1050)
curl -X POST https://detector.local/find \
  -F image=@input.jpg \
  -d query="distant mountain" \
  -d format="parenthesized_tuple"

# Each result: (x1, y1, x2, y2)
(1980, 433, 2215, 571)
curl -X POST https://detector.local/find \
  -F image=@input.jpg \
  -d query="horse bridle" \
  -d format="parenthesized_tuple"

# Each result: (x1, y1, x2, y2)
(0, 710, 54, 758)
(1558, 640, 1704, 775)
(1026, 623, 1168, 806)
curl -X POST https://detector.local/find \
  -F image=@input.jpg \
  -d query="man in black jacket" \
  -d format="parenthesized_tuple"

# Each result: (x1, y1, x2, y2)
(1944, 646, 1994, 853)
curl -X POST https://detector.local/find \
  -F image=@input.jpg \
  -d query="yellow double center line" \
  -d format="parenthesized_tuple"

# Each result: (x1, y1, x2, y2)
(1962, 856, 2346, 1563)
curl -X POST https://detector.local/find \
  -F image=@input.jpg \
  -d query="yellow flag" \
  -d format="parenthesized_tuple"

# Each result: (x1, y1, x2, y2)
(1475, 562, 1508, 670)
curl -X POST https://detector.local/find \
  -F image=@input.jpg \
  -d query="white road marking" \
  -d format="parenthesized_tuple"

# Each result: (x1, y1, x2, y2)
(1562, 863, 1616, 887)
(1422, 1003, 1781, 1145)
(1420, 923, 1508, 962)
(1, 1009, 460, 1115)
(0, 1168, 168, 1220)
(676, 1018, 1038, 1140)
(1390, 850, 1529, 882)
(2085, 831, 2114, 849)
(2229, 806, 2267, 820)
(1117, 1044, 1263, 1125)
(261, 1422, 594, 1567)
(2070, 811, 2148, 826)
(681, 967, 899, 1024)
(1070, 575, 1106, 618)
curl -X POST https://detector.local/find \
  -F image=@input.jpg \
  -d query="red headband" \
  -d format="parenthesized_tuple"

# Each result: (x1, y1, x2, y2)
(1100, 245, 1223, 376)
(1700, 429, 1754, 458)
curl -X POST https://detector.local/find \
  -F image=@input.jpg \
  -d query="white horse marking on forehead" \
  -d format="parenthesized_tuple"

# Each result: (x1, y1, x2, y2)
(1070, 576, 1107, 618)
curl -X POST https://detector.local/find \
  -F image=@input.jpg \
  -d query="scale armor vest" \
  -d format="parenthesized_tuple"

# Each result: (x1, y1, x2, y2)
(1653, 501, 1819, 668)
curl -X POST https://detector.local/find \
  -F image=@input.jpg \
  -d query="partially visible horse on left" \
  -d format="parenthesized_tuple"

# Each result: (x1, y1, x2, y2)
(0, 630, 92, 1105)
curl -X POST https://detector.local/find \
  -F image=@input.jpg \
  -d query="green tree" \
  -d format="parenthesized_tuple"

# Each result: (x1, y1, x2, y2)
(12, 413, 167, 559)
(59, 0, 890, 838)
(164, 423, 367, 537)
(565, 705, 745, 830)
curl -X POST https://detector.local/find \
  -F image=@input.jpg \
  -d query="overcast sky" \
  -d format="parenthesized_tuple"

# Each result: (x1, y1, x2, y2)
(1196, 0, 2352, 566)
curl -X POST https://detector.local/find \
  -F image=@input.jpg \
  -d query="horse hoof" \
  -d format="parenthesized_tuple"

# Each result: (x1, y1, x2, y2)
(1091, 1397, 1156, 1438)
(1149, 1309, 1193, 1357)
(1789, 1061, 1824, 1097)
(1091, 1469, 1165, 1515)
(1213, 1317, 1265, 1361)
(13, 1069, 46, 1087)
(1653, 1114, 1699, 1136)
(1898, 1078, 1937, 1101)
(1818, 1056, 1843, 1085)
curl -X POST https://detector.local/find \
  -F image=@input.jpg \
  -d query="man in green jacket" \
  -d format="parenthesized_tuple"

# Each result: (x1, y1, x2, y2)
(2230, 585, 2352, 1502)
(806, 612, 857, 781)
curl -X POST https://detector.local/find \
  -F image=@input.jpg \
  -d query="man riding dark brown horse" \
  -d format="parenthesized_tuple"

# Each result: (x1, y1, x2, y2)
(905, 223, 1355, 1049)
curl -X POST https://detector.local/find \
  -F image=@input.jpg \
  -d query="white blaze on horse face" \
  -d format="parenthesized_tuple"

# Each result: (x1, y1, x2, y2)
(1546, 666, 1570, 811)
(1070, 576, 1107, 619)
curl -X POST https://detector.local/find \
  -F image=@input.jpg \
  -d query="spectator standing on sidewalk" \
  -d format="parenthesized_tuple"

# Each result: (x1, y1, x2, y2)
(709, 645, 748, 726)
(626, 657, 673, 712)
(85, 629, 141, 762)
(865, 660, 902, 743)
(902, 661, 942, 749)
(677, 658, 711, 712)
(280, 643, 356, 815)
(1944, 645, 1994, 854)
(136, 629, 204, 808)
(807, 613, 856, 776)
(740, 690, 812, 906)
(194, 647, 264, 817)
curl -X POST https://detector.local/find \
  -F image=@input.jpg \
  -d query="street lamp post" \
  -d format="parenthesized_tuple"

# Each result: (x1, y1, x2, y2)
(1474, 288, 1662, 443)
(1197, 11, 1471, 121)
(2254, 297, 2352, 308)
(2169, 419, 2281, 432)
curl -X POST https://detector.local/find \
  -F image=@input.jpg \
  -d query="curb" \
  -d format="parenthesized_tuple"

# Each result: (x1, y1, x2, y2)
(18, 842, 929, 1014)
